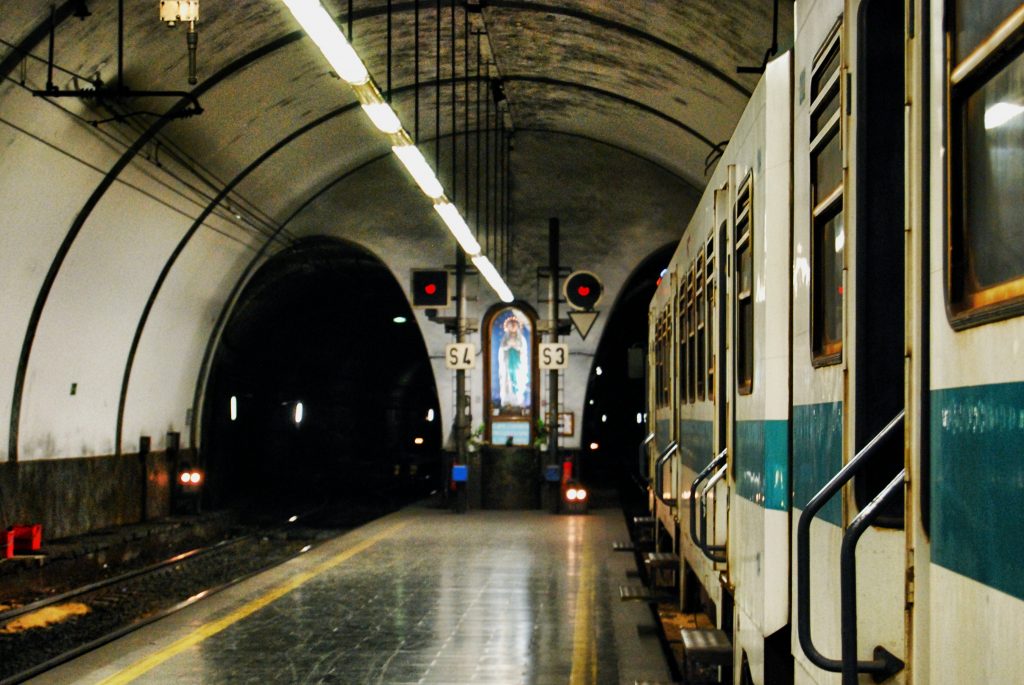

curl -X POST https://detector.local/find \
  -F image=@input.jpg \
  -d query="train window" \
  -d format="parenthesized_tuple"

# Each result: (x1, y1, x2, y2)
(811, 27, 844, 364)
(696, 252, 706, 401)
(735, 173, 754, 395)
(687, 268, 697, 403)
(948, 5, 1024, 325)
(656, 311, 668, 408)
(706, 237, 715, 402)
(678, 276, 688, 407)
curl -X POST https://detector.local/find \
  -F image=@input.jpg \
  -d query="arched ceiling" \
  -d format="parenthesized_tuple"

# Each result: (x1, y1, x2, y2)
(2, 0, 792, 211)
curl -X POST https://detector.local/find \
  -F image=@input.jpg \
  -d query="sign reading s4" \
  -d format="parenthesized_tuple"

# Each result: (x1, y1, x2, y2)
(539, 343, 569, 369)
(445, 343, 476, 369)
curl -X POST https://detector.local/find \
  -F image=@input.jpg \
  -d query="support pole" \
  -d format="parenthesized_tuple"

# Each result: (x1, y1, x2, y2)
(548, 218, 559, 467)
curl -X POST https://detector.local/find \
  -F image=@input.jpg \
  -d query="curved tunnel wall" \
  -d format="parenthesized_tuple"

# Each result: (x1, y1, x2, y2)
(0, 3, 702, 537)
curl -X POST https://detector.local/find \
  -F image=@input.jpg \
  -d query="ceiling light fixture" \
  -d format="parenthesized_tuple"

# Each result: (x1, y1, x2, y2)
(279, 0, 514, 303)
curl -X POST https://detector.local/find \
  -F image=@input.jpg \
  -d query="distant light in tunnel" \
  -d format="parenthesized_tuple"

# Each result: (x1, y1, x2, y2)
(637, 412, 643, 424)
(414, 437, 425, 445)
(589, 442, 599, 451)
(230, 395, 237, 422)
(289, 515, 298, 523)
(426, 408, 435, 422)
(588, 399, 594, 406)
(595, 366, 603, 376)
(393, 315, 407, 324)
(601, 414, 607, 423)
(294, 402, 304, 425)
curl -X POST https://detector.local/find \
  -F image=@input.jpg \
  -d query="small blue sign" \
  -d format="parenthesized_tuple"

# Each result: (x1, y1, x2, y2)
(451, 464, 468, 483)
(544, 465, 561, 482)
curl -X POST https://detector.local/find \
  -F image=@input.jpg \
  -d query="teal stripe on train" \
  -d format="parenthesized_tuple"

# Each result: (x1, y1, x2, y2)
(734, 420, 789, 511)
(792, 402, 843, 526)
(931, 381, 1024, 602)
(679, 419, 713, 472)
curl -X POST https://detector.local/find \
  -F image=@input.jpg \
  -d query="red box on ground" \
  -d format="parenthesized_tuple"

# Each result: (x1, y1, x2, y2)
(5, 524, 42, 557)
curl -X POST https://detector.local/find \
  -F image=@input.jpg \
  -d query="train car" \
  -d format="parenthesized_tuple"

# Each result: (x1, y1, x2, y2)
(644, 1, 1024, 683)
(645, 48, 793, 683)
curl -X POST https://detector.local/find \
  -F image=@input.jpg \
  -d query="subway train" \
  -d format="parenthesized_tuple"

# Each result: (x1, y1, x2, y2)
(642, 1, 1023, 684)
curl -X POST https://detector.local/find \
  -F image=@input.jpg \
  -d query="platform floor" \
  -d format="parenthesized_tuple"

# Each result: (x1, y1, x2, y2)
(32, 502, 672, 685)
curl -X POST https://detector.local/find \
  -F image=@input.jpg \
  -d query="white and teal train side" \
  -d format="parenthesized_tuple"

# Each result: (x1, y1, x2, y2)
(644, 1, 1024, 683)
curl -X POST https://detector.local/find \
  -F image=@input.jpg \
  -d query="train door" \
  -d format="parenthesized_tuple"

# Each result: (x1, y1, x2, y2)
(847, 0, 908, 676)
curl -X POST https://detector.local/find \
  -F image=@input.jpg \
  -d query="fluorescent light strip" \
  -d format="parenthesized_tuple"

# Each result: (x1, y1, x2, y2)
(434, 202, 481, 255)
(279, 0, 514, 302)
(472, 255, 515, 303)
(281, 0, 368, 85)
(393, 145, 445, 199)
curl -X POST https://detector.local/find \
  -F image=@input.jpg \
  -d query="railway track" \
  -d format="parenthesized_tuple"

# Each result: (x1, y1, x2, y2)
(0, 530, 315, 684)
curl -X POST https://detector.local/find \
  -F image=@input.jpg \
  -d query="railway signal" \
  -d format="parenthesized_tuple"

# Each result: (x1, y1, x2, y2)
(563, 270, 603, 310)
(411, 269, 449, 307)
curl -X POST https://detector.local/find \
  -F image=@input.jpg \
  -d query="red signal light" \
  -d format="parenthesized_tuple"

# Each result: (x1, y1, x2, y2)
(425, 283, 437, 295)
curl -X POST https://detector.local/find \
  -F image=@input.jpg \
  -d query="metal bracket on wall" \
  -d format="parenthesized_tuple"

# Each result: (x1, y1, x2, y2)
(30, 2, 203, 124)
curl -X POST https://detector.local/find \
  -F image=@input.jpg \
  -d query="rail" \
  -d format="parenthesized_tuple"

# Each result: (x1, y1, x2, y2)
(688, 449, 727, 563)
(637, 432, 656, 487)
(653, 441, 679, 506)
(796, 411, 906, 684)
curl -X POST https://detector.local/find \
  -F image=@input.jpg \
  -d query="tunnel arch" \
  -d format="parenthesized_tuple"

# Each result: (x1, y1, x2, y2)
(199, 235, 442, 512)
(578, 242, 677, 486)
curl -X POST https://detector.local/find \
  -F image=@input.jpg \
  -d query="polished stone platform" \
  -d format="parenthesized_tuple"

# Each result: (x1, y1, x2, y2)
(32, 501, 672, 685)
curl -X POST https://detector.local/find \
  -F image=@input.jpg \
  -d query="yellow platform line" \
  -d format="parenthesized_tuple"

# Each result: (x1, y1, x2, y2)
(98, 521, 407, 685)
(569, 522, 598, 685)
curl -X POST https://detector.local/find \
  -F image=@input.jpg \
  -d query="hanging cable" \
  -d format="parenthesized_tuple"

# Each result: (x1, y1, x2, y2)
(463, 7, 470, 222)
(484, 62, 491, 256)
(475, 31, 482, 244)
(450, 0, 457, 206)
(435, 0, 440, 173)
(386, 0, 392, 102)
(414, 0, 419, 142)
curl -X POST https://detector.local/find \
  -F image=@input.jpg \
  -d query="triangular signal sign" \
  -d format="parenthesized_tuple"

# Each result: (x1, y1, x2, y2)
(569, 311, 600, 340)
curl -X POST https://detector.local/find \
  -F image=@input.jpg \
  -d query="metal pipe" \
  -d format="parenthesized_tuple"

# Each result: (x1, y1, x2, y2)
(637, 432, 655, 485)
(653, 442, 679, 506)
(688, 450, 726, 557)
(548, 218, 560, 467)
(186, 21, 198, 85)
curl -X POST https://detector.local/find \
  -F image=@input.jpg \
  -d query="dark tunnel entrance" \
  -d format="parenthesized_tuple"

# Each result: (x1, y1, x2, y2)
(200, 238, 442, 519)
(578, 244, 677, 490)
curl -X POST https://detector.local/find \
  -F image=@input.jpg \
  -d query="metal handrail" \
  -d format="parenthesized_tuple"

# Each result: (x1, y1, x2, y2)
(653, 441, 679, 506)
(699, 463, 729, 558)
(840, 470, 906, 684)
(688, 449, 727, 562)
(637, 432, 656, 486)
(796, 410, 906, 680)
